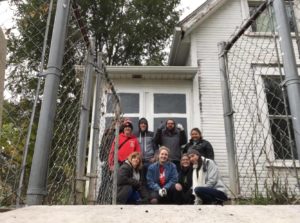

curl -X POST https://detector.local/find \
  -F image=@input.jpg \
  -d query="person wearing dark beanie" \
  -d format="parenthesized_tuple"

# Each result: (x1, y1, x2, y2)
(188, 149, 228, 205)
(108, 119, 141, 171)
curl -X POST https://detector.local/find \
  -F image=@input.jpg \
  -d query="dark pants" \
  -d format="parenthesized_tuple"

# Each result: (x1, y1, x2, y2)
(194, 187, 228, 204)
(149, 185, 177, 204)
(142, 160, 151, 180)
(173, 189, 195, 204)
(171, 160, 181, 173)
(117, 185, 141, 204)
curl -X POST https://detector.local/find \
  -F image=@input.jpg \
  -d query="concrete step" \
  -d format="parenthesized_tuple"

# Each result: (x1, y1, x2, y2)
(0, 205, 299, 223)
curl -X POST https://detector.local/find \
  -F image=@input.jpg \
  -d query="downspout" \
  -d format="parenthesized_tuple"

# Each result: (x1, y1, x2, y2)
(168, 27, 183, 65)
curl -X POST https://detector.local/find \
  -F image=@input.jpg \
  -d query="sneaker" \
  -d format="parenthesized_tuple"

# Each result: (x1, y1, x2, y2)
(194, 197, 202, 205)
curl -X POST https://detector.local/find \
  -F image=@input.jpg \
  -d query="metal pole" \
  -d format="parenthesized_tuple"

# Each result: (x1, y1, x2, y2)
(75, 42, 95, 204)
(112, 104, 120, 205)
(17, 0, 54, 207)
(218, 42, 240, 197)
(87, 53, 103, 204)
(26, 0, 71, 205)
(273, 0, 300, 164)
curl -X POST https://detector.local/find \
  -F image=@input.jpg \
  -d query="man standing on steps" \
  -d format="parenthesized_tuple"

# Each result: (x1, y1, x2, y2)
(134, 118, 158, 177)
(154, 118, 187, 172)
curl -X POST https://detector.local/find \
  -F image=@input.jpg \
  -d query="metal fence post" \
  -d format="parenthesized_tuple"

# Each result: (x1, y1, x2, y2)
(0, 27, 6, 132)
(87, 53, 102, 204)
(273, 0, 300, 163)
(26, 0, 71, 205)
(75, 42, 95, 204)
(218, 41, 240, 197)
(16, 0, 54, 207)
(112, 104, 120, 205)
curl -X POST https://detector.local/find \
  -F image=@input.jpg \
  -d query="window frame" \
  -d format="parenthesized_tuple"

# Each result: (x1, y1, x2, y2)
(247, 0, 296, 33)
(253, 66, 298, 163)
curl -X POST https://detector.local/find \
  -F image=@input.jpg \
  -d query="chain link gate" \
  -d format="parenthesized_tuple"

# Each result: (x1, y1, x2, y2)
(0, 0, 121, 206)
(219, 0, 300, 203)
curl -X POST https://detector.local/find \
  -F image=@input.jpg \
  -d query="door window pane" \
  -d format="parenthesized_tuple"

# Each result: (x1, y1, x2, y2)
(154, 94, 186, 113)
(106, 93, 139, 113)
(154, 118, 187, 131)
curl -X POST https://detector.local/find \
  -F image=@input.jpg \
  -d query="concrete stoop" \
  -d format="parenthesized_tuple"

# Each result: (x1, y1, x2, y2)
(0, 205, 299, 223)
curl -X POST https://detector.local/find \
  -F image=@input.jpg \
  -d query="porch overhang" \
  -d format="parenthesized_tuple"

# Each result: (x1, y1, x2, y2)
(106, 66, 197, 80)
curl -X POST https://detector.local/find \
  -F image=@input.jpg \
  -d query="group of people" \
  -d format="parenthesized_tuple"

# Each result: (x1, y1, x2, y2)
(107, 117, 227, 205)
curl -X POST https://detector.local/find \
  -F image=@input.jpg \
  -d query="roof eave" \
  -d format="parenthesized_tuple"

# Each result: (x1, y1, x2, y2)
(168, 0, 228, 65)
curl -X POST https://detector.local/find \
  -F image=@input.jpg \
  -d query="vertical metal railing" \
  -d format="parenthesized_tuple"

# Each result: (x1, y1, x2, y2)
(273, 0, 300, 165)
(26, 0, 71, 205)
(75, 39, 96, 205)
(218, 42, 240, 197)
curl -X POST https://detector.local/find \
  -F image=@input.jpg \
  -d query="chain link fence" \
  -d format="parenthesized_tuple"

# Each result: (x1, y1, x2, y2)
(0, 0, 121, 207)
(220, 0, 300, 203)
(3, 0, 300, 207)
(0, 0, 50, 207)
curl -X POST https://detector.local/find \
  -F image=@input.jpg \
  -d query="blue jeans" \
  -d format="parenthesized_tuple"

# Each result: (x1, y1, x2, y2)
(117, 185, 141, 204)
(127, 189, 141, 204)
(194, 187, 227, 204)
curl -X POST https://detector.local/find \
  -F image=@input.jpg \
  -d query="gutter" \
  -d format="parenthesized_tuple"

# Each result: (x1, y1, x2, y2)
(168, 27, 184, 65)
(106, 65, 197, 75)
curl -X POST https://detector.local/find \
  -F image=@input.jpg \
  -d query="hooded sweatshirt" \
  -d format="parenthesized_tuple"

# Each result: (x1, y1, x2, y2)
(133, 118, 157, 161)
(108, 132, 141, 169)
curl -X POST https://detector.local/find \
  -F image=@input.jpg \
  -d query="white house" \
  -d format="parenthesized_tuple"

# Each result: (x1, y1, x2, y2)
(102, 0, 300, 198)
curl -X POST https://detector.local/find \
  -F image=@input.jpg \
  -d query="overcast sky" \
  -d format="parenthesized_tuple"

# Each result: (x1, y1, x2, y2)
(179, 0, 206, 19)
(0, 0, 206, 29)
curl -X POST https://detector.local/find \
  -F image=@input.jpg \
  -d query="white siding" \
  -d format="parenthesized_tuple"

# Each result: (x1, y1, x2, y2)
(188, 0, 244, 194)
(185, 0, 300, 197)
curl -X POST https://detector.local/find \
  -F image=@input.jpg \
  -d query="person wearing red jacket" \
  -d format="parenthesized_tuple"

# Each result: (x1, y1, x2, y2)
(109, 119, 141, 171)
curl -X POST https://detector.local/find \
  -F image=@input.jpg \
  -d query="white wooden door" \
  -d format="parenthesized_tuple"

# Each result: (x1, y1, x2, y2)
(106, 79, 193, 132)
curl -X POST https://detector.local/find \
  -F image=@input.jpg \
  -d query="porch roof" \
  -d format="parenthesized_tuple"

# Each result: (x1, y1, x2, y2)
(106, 66, 197, 80)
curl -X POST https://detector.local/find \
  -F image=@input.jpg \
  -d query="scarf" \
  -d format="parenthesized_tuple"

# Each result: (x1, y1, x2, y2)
(192, 164, 205, 195)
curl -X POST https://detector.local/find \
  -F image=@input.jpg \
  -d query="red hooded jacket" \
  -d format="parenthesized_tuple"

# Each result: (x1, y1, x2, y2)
(108, 132, 141, 169)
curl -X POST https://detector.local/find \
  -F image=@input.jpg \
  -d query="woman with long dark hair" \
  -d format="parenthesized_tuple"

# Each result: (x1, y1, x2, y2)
(187, 149, 227, 205)
(183, 128, 214, 160)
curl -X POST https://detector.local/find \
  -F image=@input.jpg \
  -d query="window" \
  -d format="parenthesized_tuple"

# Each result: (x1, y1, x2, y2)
(263, 76, 298, 159)
(153, 93, 187, 130)
(249, 1, 295, 32)
(106, 93, 139, 113)
(105, 90, 189, 131)
(105, 93, 140, 128)
(154, 94, 186, 114)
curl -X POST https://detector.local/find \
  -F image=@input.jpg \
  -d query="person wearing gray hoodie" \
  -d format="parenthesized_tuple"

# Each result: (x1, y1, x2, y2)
(187, 149, 228, 205)
(134, 118, 158, 177)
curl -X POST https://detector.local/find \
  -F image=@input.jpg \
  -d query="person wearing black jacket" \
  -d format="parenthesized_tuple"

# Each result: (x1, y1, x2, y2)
(117, 152, 148, 204)
(183, 128, 214, 160)
(174, 154, 194, 204)
(154, 119, 187, 172)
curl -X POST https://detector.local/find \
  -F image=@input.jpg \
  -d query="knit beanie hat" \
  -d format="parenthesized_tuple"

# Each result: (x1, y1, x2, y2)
(187, 148, 200, 157)
(123, 119, 133, 130)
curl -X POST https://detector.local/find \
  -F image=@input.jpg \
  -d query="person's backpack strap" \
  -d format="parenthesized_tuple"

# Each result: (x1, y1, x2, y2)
(118, 138, 130, 150)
